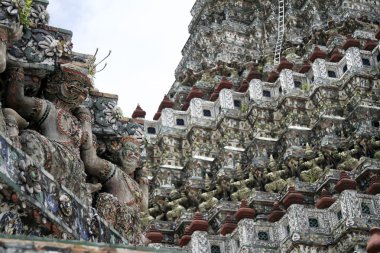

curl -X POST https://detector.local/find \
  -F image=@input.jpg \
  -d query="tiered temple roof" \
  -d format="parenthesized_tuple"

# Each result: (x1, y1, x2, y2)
(142, 0, 380, 252)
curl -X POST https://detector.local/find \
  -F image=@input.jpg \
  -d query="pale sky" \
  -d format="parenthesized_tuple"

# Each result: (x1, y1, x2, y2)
(48, 0, 194, 119)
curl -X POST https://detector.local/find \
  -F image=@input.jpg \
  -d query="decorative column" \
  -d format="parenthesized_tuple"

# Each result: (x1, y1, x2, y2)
(236, 200, 256, 248)
(161, 108, 175, 128)
(190, 231, 211, 253)
(279, 69, 295, 94)
(248, 79, 263, 101)
(287, 204, 308, 243)
(345, 47, 363, 71)
(219, 89, 235, 110)
(312, 58, 328, 80)
(338, 190, 361, 226)
(238, 219, 255, 247)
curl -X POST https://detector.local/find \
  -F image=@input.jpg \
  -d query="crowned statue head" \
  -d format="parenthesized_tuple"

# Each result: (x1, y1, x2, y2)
(117, 136, 141, 174)
(44, 62, 93, 109)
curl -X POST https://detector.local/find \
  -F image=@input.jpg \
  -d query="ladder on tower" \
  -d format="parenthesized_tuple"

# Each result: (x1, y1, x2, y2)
(274, 0, 285, 65)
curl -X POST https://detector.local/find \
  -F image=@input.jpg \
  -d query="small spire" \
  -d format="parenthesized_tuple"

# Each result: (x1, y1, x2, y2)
(131, 104, 146, 119)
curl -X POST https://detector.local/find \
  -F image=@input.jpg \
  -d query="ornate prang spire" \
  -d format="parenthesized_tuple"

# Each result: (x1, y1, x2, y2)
(335, 171, 357, 193)
(220, 213, 237, 236)
(131, 104, 146, 119)
(154, 95, 174, 120)
(188, 212, 209, 233)
(234, 200, 255, 222)
(277, 57, 294, 72)
(268, 202, 286, 223)
(246, 67, 262, 82)
(309, 46, 326, 62)
(315, 188, 336, 209)
(283, 186, 305, 209)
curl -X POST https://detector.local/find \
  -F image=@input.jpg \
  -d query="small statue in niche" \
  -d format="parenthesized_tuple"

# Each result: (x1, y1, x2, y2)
(224, 152, 235, 168)
(157, 170, 173, 188)
(215, 175, 233, 200)
(336, 150, 360, 171)
(165, 170, 173, 187)
(192, 162, 203, 178)
(251, 169, 266, 191)
(268, 154, 278, 172)
(167, 201, 185, 221)
(181, 188, 201, 212)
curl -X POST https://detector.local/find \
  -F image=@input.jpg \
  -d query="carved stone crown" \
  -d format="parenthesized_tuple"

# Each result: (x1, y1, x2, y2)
(120, 136, 140, 146)
(61, 63, 92, 87)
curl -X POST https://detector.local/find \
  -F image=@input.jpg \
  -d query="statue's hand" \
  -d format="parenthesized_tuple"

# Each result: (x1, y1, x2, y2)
(86, 183, 102, 194)
(7, 67, 24, 82)
(73, 106, 92, 122)
(8, 22, 23, 42)
(138, 167, 149, 186)
(2, 108, 29, 129)
(139, 177, 149, 186)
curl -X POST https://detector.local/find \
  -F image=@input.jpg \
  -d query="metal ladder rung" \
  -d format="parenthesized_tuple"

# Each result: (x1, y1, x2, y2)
(274, 0, 285, 65)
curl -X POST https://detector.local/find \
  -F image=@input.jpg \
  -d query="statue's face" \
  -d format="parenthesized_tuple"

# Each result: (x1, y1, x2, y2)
(59, 79, 89, 106)
(119, 141, 140, 174)
(47, 69, 91, 108)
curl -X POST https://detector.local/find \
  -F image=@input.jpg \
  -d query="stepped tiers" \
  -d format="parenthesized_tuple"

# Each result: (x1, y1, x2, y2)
(165, 0, 380, 112)
(144, 4, 380, 250)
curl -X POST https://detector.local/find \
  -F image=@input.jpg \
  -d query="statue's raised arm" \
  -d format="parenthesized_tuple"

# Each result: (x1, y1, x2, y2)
(6, 67, 50, 124)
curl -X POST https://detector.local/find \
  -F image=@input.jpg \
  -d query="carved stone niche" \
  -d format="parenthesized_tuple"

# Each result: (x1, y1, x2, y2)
(185, 160, 206, 190)
(155, 168, 175, 190)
